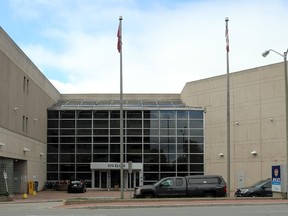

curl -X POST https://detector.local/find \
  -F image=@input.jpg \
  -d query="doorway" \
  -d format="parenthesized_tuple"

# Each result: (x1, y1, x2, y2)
(127, 171, 140, 188)
(111, 170, 120, 189)
(94, 171, 108, 189)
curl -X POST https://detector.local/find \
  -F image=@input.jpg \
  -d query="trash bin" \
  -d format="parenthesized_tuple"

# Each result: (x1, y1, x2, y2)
(34, 181, 39, 192)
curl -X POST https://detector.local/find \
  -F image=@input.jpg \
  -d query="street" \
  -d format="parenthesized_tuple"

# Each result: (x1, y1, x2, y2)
(1, 202, 288, 216)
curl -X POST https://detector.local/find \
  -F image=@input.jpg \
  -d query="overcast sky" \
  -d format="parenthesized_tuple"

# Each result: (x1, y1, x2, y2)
(1, 0, 288, 94)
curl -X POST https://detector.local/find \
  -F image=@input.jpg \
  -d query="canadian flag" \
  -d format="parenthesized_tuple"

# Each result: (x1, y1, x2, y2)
(117, 23, 122, 53)
(225, 22, 229, 52)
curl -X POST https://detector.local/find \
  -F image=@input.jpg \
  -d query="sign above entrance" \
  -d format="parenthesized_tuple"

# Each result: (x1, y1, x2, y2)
(90, 162, 143, 171)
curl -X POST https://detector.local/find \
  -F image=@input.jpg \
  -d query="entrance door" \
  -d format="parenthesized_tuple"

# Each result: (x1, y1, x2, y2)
(110, 170, 120, 189)
(127, 171, 140, 189)
(100, 171, 107, 189)
(94, 171, 108, 189)
(94, 171, 100, 188)
(13, 170, 21, 193)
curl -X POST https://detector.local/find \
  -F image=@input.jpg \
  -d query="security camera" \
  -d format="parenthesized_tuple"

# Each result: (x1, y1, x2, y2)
(251, 150, 257, 155)
(23, 147, 30, 152)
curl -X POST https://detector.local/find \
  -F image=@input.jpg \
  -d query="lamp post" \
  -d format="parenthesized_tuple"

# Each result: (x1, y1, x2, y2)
(262, 48, 288, 198)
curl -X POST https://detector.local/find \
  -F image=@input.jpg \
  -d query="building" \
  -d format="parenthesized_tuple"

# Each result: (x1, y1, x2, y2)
(0, 27, 60, 194)
(181, 63, 287, 190)
(0, 26, 287, 195)
(47, 96, 204, 189)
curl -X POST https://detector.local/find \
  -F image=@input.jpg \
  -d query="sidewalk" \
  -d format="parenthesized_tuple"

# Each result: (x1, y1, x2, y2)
(3, 190, 288, 209)
(12, 189, 132, 203)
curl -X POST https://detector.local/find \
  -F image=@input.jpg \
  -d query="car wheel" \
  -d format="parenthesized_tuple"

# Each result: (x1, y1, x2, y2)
(143, 193, 154, 198)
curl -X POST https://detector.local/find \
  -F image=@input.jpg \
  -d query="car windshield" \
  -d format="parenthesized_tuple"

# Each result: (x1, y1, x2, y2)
(251, 179, 269, 188)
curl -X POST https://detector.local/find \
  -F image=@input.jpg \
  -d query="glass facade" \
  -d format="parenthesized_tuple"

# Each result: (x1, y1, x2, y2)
(47, 103, 204, 187)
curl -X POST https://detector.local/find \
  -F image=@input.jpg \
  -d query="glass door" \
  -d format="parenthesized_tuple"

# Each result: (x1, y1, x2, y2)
(100, 171, 107, 189)
(110, 170, 120, 189)
(127, 171, 140, 188)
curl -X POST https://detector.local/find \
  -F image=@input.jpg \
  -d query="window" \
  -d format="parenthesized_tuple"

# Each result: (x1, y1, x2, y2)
(46, 108, 205, 186)
(48, 120, 58, 128)
(48, 111, 59, 119)
(77, 111, 92, 119)
(189, 111, 203, 119)
(60, 111, 75, 119)
(177, 111, 188, 119)
(188, 177, 219, 184)
(26, 79, 29, 94)
(22, 116, 25, 132)
(77, 120, 92, 128)
(176, 178, 184, 186)
(160, 178, 174, 187)
(144, 110, 159, 119)
(23, 76, 26, 92)
(23, 76, 29, 94)
(94, 110, 108, 118)
(160, 111, 176, 119)
(22, 115, 28, 132)
(127, 111, 142, 118)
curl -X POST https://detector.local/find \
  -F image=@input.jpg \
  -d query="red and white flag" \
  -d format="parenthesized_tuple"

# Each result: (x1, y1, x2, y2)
(225, 21, 229, 52)
(117, 22, 122, 53)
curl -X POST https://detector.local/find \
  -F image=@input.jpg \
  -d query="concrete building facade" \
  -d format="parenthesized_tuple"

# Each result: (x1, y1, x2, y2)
(181, 63, 286, 191)
(0, 27, 60, 194)
(0, 26, 287, 195)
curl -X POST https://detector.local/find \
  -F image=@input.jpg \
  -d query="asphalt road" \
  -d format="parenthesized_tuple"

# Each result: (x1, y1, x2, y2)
(1, 203, 288, 216)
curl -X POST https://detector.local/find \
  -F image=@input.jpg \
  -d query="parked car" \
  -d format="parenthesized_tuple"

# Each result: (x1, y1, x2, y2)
(134, 175, 227, 198)
(234, 178, 272, 197)
(67, 180, 86, 193)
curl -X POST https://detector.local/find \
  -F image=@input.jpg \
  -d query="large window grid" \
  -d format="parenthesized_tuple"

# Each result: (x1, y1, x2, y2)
(47, 109, 204, 186)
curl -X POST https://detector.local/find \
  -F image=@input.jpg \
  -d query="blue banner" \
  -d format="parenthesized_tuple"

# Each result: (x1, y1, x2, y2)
(272, 165, 281, 192)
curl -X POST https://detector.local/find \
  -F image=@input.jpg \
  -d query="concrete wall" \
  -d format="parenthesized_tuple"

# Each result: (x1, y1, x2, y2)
(181, 63, 286, 193)
(0, 27, 61, 193)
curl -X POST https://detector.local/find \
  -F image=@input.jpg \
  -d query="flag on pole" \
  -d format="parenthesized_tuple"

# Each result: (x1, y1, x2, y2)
(225, 19, 229, 52)
(117, 21, 122, 53)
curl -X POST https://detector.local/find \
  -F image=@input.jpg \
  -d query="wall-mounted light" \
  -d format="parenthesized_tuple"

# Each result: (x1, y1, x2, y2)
(0, 142, 5, 147)
(14, 107, 19, 111)
(40, 152, 44, 157)
(34, 118, 38, 121)
(251, 150, 257, 156)
(23, 147, 30, 153)
(270, 117, 273, 122)
(235, 121, 239, 125)
(219, 153, 224, 157)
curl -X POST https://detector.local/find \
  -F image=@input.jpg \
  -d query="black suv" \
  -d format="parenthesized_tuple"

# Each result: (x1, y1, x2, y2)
(234, 178, 272, 197)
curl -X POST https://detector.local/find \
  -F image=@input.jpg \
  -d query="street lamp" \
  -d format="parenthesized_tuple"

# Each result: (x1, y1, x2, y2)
(262, 48, 288, 199)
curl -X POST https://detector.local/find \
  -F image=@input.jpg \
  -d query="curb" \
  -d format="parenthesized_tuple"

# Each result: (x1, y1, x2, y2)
(0, 195, 13, 202)
(63, 197, 288, 206)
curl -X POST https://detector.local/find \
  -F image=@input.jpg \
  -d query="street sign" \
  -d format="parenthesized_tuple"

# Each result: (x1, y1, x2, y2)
(128, 161, 132, 174)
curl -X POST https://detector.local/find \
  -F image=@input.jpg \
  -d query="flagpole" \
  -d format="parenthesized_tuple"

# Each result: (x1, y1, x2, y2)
(225, 17, 231, 197)
(118, 15, 124, 199)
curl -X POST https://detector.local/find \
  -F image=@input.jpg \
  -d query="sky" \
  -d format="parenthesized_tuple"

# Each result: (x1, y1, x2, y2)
(0, 0, 288, 94)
